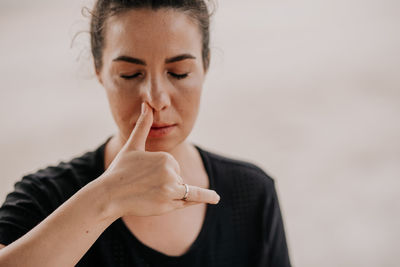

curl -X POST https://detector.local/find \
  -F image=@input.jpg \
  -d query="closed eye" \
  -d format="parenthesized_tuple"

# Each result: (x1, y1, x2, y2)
(120, 73, 142, 80)
(120, 72, 188, 80)
(168, 72, 189, 80)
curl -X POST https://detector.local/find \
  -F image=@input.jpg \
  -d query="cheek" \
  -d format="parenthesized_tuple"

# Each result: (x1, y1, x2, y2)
(174, 78, 203, 121)
(104, 80, 141, 128)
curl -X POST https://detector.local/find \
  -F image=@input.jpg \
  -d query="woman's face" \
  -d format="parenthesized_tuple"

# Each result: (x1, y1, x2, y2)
(97, 8, 206, 152)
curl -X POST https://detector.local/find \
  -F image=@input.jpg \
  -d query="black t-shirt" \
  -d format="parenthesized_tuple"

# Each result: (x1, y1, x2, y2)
(0, 138, 291, 267)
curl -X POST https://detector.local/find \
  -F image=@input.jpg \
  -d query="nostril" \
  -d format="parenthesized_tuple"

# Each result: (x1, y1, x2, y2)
(148, 98, 170, 112)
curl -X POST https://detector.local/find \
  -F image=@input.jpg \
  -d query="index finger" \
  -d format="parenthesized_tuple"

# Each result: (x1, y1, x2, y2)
(125, 102, 153, 151)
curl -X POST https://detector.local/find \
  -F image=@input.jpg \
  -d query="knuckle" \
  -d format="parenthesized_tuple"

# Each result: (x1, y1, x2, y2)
(161, 165, 175, 179)
(172, 159, 181, 174)
(160, 184, 174, 197)
(155, 152, 180, 174)
(157, 152, 171, 163)
(159, 152, 177, 166)
(176, 175, 183, 184)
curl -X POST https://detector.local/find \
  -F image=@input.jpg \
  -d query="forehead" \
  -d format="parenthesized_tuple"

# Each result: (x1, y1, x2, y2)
(103, 8, 202, 59)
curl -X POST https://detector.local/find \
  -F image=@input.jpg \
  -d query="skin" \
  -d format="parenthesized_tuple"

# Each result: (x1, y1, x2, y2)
(0, 8, 220, 265)
(98, 8, 206, 155)
(97, 8, 214, 256)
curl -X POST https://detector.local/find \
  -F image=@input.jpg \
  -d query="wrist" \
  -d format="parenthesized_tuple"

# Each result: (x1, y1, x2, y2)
(84, 176, 121, 223)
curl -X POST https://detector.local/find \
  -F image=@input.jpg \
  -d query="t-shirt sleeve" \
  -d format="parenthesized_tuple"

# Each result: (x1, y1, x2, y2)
(0, 172, 75, 246)
(259, 178, 292, 267)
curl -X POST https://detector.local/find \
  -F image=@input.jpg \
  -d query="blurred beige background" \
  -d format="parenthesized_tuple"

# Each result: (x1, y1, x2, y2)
(1, 0, 399, 266)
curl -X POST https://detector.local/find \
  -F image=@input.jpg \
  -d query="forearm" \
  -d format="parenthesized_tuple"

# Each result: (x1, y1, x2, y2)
(0, 178, 117, 267)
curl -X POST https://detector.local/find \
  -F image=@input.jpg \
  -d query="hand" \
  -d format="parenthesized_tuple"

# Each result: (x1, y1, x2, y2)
(100, 102, 220, 218)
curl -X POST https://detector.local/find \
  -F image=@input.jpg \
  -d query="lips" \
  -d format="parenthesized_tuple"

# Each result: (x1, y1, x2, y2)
(148, 123, 177, 138)
(151, 123, 176, 128)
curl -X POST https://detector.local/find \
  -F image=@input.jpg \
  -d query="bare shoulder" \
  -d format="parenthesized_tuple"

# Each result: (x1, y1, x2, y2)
(0, 243, 5, 249)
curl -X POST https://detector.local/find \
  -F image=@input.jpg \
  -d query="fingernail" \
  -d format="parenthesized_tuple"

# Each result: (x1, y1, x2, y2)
(215, 194, 220, 204)
(141, 102, 147, 114)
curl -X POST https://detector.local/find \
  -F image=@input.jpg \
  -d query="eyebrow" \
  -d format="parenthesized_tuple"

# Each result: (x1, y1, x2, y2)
(112, 53, 196, 65)
(165, 54, 196, 64)
(112, 56, 146, 65)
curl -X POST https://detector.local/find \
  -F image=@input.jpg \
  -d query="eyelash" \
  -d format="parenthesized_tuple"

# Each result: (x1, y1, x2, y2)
(120, 73, 142, 80)
(169, 72, 189, 80)
(120, 72, 189, 80)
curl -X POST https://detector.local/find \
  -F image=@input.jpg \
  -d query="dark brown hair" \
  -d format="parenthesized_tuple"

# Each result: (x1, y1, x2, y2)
(89, 0, 213, 72)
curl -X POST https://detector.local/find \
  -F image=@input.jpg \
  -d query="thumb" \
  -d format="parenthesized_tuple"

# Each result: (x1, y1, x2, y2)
(125, 102, 153, 151)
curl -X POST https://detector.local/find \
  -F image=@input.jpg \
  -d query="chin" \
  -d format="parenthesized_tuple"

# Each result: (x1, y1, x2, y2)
(145, 137, 182, 152)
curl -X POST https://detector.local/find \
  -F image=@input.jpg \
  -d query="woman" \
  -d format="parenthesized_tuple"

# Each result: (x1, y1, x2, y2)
(0, 0, 291, 266)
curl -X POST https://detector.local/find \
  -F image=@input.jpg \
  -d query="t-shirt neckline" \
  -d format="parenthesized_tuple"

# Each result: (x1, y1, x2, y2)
(98, 138, 216, 263)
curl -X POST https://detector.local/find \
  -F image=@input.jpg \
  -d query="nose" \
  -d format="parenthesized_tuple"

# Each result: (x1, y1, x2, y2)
(142, 77, 171, 112)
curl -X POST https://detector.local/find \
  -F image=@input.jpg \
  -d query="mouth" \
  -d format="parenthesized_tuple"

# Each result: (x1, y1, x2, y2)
(151, 123, 176, 129)
(148, 123, 177, 138)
